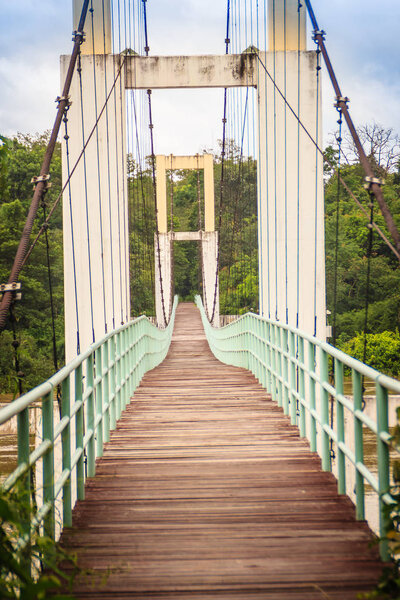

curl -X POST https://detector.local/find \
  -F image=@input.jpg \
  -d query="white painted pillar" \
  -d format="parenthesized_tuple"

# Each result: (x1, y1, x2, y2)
(154, 233, 172, 329)
(201, 232, 219, 327)
(61, 53, 129, 362)
(257, 19, 326, 339)
(73, 0, 112, 55)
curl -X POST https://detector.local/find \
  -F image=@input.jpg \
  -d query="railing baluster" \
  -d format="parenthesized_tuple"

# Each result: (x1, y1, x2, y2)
(282, 329, 289, 415)
(320, 348, 331, 472)
(86, 354, 95, 478)
(61, 376, 72, 527)
(103, 339, 110, 442)
(289, 331, 297, 425)
(352, 369, 365, 520)
(276, 326, 283, 408)
(95, 345, 104, 456)
(265, 321, 271, 392)
(110, 337, 117, 430)
(298, 336, 306, 438)
(308, 342, 317, 453)
(376, 382, 390, 560)
(17, 405, 31, 565)
(116, 333, 121, 420)
(42, 390, 55, 538)
(335, 358, 346, 495)
(75, 364, 85, 500)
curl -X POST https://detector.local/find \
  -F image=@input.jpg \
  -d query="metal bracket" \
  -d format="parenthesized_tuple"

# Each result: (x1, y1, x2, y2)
(364, 176, 385, 190)
(334, 96, 350, 108)
(56, 95, 71, 108)
(0, 282, 22, 301)
(72, 30, 85, 44)
(31, 174, 51, 190)
(313, 29, 326, 41)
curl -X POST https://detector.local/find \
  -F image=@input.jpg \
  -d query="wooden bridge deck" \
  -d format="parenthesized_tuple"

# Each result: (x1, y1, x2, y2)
(61, 303, 383, 599)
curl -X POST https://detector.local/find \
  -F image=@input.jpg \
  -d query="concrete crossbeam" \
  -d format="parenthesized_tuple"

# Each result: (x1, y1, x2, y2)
(125, 54, 256, 89)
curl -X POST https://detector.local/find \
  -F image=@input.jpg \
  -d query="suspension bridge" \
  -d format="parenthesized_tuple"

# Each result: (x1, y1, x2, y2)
(1, 0, 400, 598)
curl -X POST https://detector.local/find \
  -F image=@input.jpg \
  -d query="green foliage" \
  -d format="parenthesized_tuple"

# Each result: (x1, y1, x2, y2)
(325, 129, 400, 364)
(128, 140, 259, 314)
(340, 331, 400, 378)
(0, 132, 64, 394)
(0, 485, 78, 599)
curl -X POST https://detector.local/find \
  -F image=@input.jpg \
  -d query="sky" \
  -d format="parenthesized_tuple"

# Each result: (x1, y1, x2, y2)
(0, 0, 399, 156)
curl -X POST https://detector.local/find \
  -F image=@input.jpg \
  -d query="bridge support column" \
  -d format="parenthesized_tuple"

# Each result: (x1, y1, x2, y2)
(155, 233, 173, 329)
(256, 2, 326, 340)
(201, 231, 219, 327)
(61, 53, 130, 361)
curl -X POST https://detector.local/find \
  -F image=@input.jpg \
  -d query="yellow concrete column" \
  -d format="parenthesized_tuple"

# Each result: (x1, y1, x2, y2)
(73, 0, 112, 55)
(203, 154, 215, 232)
(156, 155, 168, 233)
(268, 0, 306, 51)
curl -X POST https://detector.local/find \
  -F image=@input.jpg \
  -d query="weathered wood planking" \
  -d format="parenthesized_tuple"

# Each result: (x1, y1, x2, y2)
(60, 303, 383, 599)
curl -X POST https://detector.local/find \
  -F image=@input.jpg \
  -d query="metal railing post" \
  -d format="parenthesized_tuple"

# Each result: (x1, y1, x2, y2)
(376, 382, 390, 560)
(352, 369, 365, 520)
(320, 348, 331, 472)
(43, 390, 55, 538)
(103, 339, 111, 442)
(308, 342, 317, 453)
(110, 337, 117, 430)
(335, 358, 346, 495)
(95, 345, 104, 457)
(289, 331, 297, 425)
(61, 376, 72, 527)
(282, 328, 289, 415)
(86, 354, 95, 478)
(75, 364, 85, 500)
(298, 337, 306, 438)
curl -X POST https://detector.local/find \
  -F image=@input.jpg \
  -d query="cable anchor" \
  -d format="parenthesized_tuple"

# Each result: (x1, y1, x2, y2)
(363, 176, 385, 191)
(0, 282, 22, 301)
(31, 174, 51, 190)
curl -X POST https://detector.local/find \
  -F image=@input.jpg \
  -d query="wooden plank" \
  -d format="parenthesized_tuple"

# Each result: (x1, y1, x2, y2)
(60, 303, 384, 599)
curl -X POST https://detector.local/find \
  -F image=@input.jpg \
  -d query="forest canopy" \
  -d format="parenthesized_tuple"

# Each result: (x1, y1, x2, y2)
(1, 123, 400, 394)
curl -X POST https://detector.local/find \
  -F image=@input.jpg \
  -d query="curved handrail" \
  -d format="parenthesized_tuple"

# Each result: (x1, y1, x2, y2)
(0, 296, 178, 549)
(196, 295, 399, 560)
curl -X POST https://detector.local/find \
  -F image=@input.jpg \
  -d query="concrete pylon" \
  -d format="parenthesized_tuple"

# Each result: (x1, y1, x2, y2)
(62, 2, 129, 362)
(73, 0, 112, 54)
(256, 0, 326, 340)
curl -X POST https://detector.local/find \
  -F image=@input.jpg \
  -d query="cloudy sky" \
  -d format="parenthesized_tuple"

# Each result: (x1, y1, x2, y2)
(0, 0, 399, 155)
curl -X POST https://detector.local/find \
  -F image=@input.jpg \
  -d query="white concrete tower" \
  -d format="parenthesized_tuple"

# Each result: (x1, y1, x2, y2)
(62, 1, 130, 361)
(257, 0, 326, 339)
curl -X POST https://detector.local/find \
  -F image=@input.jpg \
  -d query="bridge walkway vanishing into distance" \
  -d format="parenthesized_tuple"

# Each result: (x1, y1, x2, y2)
(60, 303, 384, 599)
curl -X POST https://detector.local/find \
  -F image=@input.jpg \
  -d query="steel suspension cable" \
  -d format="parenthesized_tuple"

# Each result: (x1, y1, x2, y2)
(0, 0, 90, 331)
(254, 51, 400, 263)
(21, 58, 126, 270)
(90, 0, 108, 334)
(211, 0, 231, 324)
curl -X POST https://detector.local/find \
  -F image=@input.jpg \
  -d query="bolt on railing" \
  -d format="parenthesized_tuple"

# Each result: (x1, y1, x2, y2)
(196, 295, 399, 561)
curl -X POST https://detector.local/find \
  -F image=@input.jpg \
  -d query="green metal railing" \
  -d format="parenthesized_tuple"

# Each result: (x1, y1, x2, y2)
(196, 295, 400, 560)
(0, 297, 177, 549)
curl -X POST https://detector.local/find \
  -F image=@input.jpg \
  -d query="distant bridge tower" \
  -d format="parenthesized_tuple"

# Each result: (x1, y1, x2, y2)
(154, 154, 219, 328)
